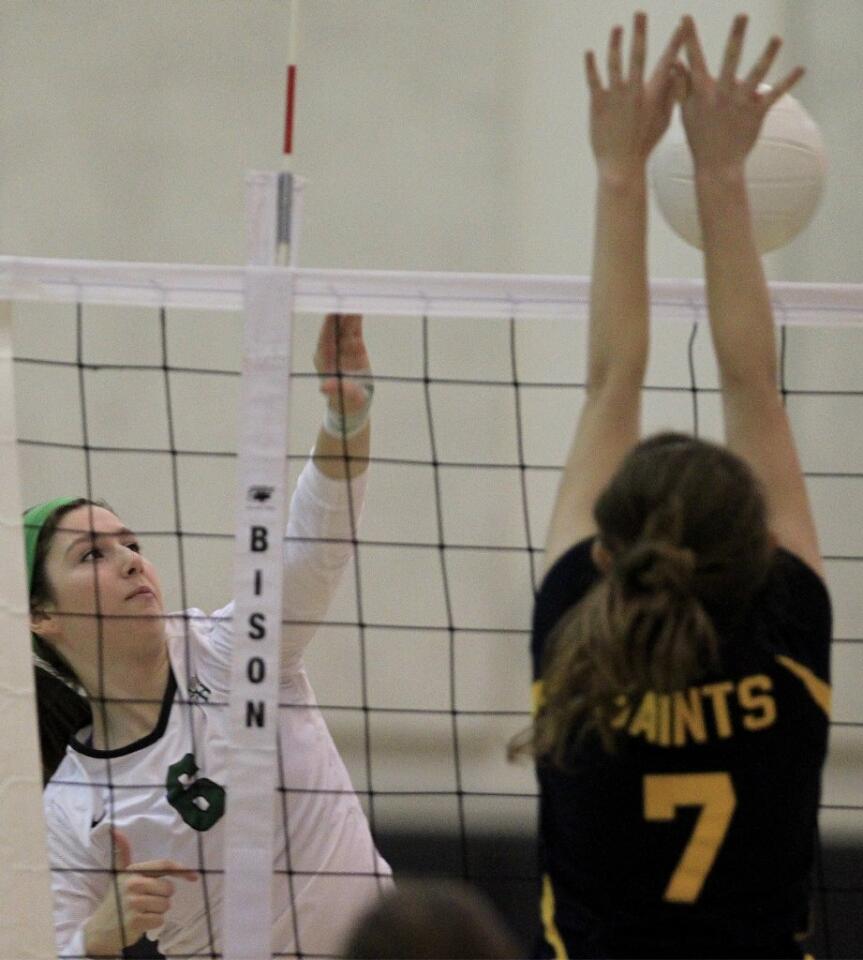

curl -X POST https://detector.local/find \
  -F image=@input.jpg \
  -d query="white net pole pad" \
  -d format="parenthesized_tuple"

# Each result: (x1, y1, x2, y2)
(222, 268, 294, 960)
(0, 300, 57, 960)
(222, 171, 295, 960)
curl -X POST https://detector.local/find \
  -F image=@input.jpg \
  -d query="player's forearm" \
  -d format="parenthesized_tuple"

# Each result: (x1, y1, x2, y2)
(279, 456, 368, 673)
(313, 421, 370, 479)
(587, 168, 650, 393)
(695, 165, 778, 392)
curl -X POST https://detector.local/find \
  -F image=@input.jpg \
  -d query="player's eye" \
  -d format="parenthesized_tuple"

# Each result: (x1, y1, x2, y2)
(81, 547, 102, 562)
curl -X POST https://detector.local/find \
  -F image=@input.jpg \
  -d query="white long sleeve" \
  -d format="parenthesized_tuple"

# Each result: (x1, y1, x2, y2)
(203, 457, 367, 682)
(278, 457, 367, 677)
(43, 791, 108, 959)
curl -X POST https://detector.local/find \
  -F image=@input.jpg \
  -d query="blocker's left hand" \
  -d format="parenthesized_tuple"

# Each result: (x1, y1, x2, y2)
(314, 313, 371, 414)
(678, 14, 805, 172)
(586, 13, 689, 175)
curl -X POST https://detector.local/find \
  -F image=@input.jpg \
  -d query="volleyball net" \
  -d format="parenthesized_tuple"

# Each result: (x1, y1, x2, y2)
(2, 246, 863, 958)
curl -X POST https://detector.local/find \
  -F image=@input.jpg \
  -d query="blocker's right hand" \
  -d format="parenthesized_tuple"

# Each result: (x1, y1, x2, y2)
(84, 829, 198, 958)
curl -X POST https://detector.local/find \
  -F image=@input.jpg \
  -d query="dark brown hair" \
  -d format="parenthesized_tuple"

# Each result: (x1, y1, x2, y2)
(29, 498, 107, 784)
(515, 432, 773, 764)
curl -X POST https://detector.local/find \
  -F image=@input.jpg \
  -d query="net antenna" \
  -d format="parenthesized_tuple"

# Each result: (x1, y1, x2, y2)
(278, 0, 301, 267)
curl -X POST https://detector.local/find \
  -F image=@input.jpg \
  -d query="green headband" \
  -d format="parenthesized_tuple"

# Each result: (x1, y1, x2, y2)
(24, 497, 81, 594)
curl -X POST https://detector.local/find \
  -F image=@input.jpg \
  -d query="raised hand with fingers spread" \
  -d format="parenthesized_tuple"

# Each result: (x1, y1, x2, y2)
(585, 12, 688, 176)
(678, 13, 805, 172)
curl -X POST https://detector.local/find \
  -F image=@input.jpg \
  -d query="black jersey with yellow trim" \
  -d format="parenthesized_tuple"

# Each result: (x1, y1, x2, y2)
(530, 538, 831, 960)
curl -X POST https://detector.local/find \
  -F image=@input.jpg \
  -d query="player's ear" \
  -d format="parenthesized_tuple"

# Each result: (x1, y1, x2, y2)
(31, 605, 61, 644)
(591, 539, 614, 573)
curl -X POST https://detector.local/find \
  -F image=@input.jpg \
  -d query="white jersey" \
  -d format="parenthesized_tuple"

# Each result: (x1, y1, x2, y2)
(43, 460, 392, 959)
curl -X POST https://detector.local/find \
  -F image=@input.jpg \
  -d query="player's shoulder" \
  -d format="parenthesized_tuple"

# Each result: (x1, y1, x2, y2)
(533, 538, 601, 650)
(760, 548, 831, 625)
(43, 756, 94, 847)
(166, 604, 233, 666)
(44, 750, 88, 798)
(162, 605, 233, 701)
(537, 537, 599, 603)
(165, 604, 228, 636)
(752, 547, 832, 673)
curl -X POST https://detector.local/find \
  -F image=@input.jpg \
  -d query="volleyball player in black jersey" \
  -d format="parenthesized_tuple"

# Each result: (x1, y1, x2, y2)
(513, 14, 830, 959)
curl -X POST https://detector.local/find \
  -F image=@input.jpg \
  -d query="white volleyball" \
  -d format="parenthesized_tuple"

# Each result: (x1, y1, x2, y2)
(650, 90, 828, 253)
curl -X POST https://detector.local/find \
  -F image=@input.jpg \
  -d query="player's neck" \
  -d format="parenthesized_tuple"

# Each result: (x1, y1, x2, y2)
(86, 649, 171, 750)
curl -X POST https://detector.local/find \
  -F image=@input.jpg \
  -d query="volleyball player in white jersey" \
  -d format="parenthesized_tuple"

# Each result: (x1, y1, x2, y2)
(29, 313, 391, 959)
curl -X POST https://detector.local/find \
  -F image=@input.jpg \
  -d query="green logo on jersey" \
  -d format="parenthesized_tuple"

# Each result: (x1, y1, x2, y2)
(166, 753, 226, 832)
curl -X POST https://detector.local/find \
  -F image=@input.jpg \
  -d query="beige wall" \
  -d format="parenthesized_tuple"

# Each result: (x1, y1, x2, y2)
(2, 1, 860, 280)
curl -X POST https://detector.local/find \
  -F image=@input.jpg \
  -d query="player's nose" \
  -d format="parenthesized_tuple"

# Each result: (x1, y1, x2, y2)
(121, 544, 143, 575)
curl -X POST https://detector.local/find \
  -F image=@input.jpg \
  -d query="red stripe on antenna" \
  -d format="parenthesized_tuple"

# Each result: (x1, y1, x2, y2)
(283, 64, 297, 155)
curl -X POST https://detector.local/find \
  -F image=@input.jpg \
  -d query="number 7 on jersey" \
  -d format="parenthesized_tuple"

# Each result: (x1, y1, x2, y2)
(643, 772, 737, 903)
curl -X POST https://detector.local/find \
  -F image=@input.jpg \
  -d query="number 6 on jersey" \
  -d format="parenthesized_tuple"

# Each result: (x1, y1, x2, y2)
(643, 772, 737, 903)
